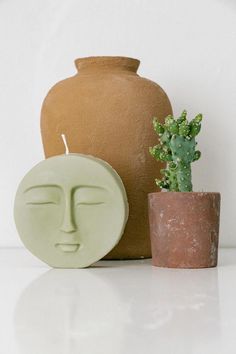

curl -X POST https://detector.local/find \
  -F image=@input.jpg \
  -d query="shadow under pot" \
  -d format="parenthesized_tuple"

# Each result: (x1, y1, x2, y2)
(148, 192, 221, 269)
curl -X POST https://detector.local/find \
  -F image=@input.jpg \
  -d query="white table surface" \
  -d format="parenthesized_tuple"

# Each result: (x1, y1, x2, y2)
(0, 248, 236, 354)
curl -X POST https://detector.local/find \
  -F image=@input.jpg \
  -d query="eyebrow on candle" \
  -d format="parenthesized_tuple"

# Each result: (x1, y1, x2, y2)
(72, 185, 108, 192)
(24, 184, 109, 193)
(24, 184, 61, 193)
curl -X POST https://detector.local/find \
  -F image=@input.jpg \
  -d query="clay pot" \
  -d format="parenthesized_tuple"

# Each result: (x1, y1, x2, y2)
(40, 56, 172, 259)
(148, 192, 221, 268)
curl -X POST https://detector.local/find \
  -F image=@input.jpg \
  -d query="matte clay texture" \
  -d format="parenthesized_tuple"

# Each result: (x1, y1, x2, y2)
(148, 192, 220, 268)
(40, 56, 172, 259)
(14, 154, 128, 268)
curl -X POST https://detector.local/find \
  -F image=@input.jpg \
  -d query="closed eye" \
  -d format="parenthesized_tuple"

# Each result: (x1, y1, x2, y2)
(26, 201, 58, 205)
(73, 186, 109, 206)
(76, 201, 106, 206)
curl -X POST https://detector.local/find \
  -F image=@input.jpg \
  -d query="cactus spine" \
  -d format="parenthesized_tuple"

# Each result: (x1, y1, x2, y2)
(149, 110, 202, 192)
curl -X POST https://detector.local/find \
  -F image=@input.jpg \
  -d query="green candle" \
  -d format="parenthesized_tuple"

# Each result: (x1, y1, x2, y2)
(14, 154, 129, 268)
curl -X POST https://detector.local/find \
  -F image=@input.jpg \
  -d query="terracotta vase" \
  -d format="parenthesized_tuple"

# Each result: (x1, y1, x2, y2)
(148, 192, 221, 268)
(40, 56, 172, 259)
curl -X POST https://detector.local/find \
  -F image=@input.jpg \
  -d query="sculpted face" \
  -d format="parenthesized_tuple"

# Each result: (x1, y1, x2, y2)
(14, 154, 128, 268)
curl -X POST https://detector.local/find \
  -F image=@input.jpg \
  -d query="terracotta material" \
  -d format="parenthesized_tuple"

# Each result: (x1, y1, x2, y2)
(148, 192, 220, 268)
(40, 56, 172, 259)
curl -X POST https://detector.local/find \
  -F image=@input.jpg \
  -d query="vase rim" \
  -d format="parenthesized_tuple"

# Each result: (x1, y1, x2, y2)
(148, 191, 221, 197)
(75, 56, 140, 73)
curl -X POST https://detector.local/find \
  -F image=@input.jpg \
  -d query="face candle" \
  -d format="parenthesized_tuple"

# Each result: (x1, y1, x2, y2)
(14, 154, 129, 268)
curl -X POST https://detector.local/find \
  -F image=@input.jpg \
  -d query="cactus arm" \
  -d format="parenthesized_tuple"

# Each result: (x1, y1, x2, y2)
(193, 150, 201, 161)
(149, 145, 172, 162)
(179, 121, 190, 137)
(189, 114, 202, 137)
(177, 110, 187, 124)
(153, 118, 164, 135)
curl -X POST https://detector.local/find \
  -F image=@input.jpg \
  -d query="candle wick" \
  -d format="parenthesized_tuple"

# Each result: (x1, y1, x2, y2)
(61, 134, 69, 155)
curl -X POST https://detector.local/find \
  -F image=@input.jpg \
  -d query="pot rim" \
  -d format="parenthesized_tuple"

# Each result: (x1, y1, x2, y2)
(148, 191, 220, 197)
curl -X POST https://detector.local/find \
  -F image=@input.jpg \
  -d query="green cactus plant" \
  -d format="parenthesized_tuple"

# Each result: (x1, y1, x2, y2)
(149, 110, 202, 192)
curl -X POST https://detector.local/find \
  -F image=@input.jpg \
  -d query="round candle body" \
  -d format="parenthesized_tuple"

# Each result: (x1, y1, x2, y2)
(14, 154, 129, 268)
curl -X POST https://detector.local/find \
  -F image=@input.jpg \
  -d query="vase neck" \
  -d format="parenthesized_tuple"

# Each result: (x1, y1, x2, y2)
(75, 56, 140, 74)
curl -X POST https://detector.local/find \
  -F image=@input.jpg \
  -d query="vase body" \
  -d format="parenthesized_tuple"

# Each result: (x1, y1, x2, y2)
(40, 56, 172, 259)
(148, 192, 221, 268)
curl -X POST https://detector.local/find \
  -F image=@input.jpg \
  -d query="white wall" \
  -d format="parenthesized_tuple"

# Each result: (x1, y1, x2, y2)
(0, 0, 235, 247)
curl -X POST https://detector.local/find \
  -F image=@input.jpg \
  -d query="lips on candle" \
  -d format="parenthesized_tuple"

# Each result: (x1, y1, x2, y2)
(14, 153, 129, 268)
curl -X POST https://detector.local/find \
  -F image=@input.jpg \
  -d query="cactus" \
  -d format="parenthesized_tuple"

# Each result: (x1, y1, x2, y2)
(149, 110, 202, 192)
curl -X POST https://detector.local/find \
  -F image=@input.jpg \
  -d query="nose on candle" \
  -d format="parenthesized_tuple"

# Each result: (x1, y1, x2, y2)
(60, 196, 76, 233)
(60, 216, 76, 233)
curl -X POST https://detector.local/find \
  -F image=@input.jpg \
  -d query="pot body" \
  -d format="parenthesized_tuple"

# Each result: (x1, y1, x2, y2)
(148, 192, 221, 268)
(40, 57, 172, 259)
